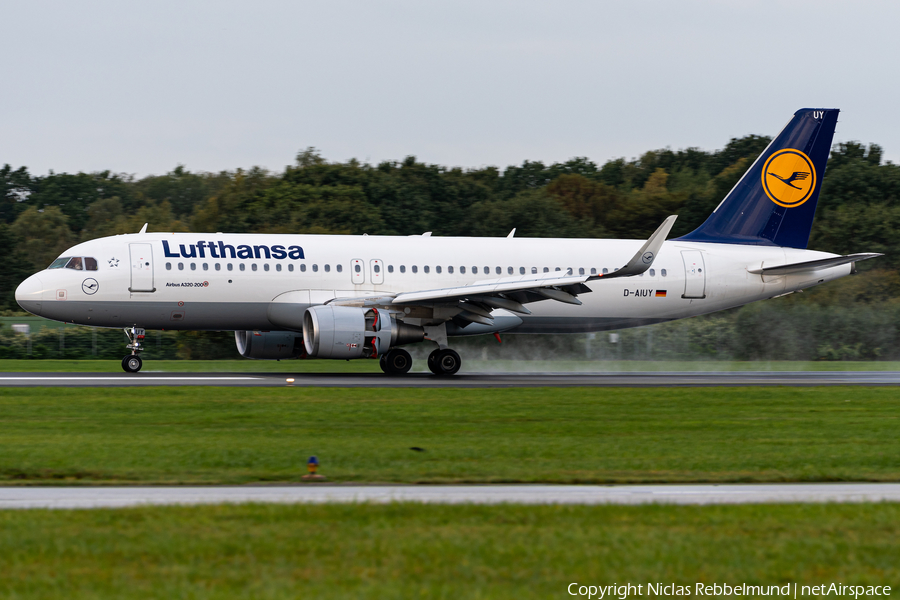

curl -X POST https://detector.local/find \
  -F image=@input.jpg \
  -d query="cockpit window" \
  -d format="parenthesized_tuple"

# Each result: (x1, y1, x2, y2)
(66, 257, 84, 270)
(48, 256, 98, 271)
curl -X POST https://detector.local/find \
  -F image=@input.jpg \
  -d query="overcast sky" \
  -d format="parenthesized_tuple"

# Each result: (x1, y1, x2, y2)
(3, 0, 898, 177)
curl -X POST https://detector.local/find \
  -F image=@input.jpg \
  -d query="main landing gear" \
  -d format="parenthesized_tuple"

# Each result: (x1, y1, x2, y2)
(378, 347, 461, 375)
(427, 348, 462, 375)
(122, 327, 145, 373)
(380, 348, 413, 375)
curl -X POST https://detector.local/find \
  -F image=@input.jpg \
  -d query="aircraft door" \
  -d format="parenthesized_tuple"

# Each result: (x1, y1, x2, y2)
(681, 250, 706, 299)
(129, 243, 156, 292)
(350, 259, 365, 284)
(370, 259, 384, 285)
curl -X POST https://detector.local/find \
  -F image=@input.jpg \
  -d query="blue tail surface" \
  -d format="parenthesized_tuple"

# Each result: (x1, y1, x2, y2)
(677, 108, 839, 249)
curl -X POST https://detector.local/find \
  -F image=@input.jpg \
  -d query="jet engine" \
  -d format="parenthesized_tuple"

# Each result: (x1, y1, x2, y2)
(302, 305, 424, 359)
(235, 330, 305, 359)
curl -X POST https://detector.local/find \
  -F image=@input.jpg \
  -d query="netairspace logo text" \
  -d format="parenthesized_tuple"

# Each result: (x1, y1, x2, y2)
(567, 582, 891, 599)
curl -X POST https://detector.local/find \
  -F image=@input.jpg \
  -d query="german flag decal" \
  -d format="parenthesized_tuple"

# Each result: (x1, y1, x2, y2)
(655, 290, 667, 297)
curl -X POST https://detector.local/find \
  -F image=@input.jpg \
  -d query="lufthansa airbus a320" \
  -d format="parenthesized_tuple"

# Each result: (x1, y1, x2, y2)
(15, 109, 880, 374)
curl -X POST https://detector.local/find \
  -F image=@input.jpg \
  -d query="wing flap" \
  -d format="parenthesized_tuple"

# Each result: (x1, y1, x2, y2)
(391, 273, 588, 304)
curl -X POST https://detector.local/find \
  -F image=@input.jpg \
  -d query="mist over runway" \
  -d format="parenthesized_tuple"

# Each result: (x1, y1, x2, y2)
(1, 371, 900, 388)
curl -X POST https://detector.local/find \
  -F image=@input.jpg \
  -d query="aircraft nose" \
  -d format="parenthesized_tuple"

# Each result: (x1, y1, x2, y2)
(15, 275, 44, 316)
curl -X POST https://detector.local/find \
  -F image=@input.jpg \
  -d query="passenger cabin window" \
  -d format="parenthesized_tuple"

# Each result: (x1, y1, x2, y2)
(178, 263, 184, 270)
(661, 269, 667, 277)
(354, 264, 361, 273)
(264, 264, 270, 271)
(388, 265, 394, 273)
(166, 262, 172, 270)
(203, 263, 209, 271)
(579, 267, 585, 275)
(191, 263, 196, 271)
(276, 264, 281, 272)
(495, 267, 501, 275)
(412, 266, 418, 273)
(336, 264, 343, 273)
(240, 264, 245, 271)
(590, 268, 597, 275)
(300, 264, 306, 272)
(649, 268, 655, 277)
(373, 264, 380, 273)
(251, 264, 257, 272)
(424, 266, 430, 274)
(519, 267, 525, 275)
(435, 266, 441, 274)
(400, 265, 406, 273)
(532, 267, 537, 274)
(312, 264, 318, 272)
(602, 268, 608, 274)
(543, 267, 549, 273)
(472, 266, 478, 274)
(448, 266, 454, 274)
(508, 267, 513, 275)
(288, 264, 294, 272)
(460, 266, 466, 274)
(215, 263, 221, 271)
(227, 263, 233, 271)
(324, 264, 330, 272)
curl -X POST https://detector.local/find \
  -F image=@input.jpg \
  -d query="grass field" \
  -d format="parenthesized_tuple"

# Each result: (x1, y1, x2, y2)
(3, 358, 900, 372)
(1, 386, 899, 484)
(1, 502, 897, 598)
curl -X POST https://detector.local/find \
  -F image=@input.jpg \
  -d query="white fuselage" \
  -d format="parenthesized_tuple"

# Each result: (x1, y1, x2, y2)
(15, 232, 850, 334)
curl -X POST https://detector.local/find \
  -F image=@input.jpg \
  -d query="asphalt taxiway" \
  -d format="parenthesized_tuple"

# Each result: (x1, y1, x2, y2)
(1, 371, 900, 387)
(2, 483, 900, 509)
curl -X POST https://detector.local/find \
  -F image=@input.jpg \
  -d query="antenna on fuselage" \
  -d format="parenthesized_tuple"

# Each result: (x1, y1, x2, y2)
(138, 223, 148, 234)
(507, 228, 516, 238)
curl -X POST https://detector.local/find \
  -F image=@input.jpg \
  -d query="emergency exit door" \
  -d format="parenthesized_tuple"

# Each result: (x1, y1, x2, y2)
(129, 243, 155, 292)
(370, 259, 384, 284)
(350, 259, 365, 284)
(681, 250, 706, 299)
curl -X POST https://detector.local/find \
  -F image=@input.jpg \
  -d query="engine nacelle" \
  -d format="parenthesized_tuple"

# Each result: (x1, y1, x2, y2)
(235, 330, 305, 360)
(302, 305, 424, 359)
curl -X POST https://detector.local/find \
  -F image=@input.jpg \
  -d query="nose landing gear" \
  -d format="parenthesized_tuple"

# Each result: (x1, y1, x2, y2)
(122, 327, 145, 373)
(122, 354, 143, 373)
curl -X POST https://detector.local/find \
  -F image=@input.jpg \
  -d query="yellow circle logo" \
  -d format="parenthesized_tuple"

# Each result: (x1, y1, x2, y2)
(761, 149, 816, 208)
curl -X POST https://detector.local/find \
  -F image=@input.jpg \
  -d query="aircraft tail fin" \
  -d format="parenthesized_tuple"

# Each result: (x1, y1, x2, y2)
(676, 108, 839, 249)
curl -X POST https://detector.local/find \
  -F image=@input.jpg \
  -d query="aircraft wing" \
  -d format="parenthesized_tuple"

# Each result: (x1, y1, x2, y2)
(330, 216, 677, 327)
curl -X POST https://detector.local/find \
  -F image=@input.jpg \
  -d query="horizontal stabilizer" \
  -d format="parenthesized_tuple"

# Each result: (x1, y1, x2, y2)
(747, 253, 882, 276)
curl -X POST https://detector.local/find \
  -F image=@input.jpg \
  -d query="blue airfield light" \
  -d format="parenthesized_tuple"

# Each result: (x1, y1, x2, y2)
(307, 456, 319, 475)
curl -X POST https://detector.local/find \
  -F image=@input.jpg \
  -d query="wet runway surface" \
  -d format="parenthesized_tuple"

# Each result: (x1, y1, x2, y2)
(1, 371, 900, 387)
(3, 483, 900, 509)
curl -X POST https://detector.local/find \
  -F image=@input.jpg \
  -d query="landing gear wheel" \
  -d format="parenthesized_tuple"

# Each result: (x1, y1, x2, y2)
(380, 348, 413, 375)
(122, 355, 143, 373)
(428, 348, 461, 376)
(427, 350, 441, 375)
